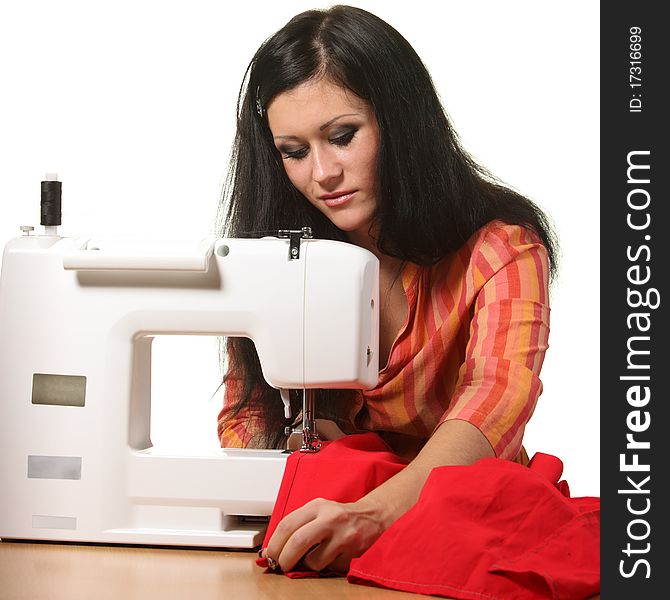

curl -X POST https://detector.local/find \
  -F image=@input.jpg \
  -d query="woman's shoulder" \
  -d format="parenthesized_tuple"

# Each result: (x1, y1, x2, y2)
(458, 220, 547, 270)
(423, 220, 548, 287)
(468, 220, 543, 253)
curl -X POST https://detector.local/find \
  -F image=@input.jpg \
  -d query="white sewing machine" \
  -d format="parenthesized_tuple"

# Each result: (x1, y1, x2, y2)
(0, 176, 379, 548)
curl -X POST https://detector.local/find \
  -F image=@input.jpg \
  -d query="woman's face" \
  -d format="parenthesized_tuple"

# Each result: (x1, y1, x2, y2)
(266, 77, 380, 245)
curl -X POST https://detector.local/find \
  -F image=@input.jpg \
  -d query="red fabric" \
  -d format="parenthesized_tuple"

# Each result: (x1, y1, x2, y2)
(256, 434, 600, 598)
(256, 433, 408, 577)
(348, 454, 600, 599)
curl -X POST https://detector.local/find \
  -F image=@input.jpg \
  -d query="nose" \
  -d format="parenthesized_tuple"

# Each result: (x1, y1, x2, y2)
(311, 146, 343, 185)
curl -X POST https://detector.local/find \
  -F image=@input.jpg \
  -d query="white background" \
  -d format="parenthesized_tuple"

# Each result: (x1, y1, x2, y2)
(0, 1, 600, 496)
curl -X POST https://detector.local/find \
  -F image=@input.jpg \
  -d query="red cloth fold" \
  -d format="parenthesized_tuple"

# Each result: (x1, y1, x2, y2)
(348, 454, 600, 599)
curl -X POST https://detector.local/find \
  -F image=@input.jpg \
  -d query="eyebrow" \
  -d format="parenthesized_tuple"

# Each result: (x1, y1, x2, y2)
(273, 113, 361, 140)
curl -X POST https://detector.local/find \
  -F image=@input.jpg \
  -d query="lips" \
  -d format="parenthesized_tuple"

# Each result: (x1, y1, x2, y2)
(319, 190, 356, 207)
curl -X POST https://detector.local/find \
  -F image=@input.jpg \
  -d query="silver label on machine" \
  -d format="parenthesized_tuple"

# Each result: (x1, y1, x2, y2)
(27, 456, 82, 480)
(32, 373, 86, 407)
(32, 515, 77, 530)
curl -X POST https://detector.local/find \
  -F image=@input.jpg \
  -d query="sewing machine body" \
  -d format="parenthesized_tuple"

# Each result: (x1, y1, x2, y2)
(0, 232, 379, 547)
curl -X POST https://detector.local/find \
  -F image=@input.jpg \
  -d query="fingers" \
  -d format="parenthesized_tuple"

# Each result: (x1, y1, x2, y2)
(277, 517, 330, 572)
(300, 541, 349, 574)
(264, 498, 325, 571)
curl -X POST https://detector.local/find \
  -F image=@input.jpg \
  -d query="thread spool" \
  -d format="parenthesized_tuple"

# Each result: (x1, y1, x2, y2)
(41, 173, 62, 227)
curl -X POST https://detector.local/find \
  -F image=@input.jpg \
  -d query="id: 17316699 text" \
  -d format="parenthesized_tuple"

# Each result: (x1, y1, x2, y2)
(629, 26, 643, 113)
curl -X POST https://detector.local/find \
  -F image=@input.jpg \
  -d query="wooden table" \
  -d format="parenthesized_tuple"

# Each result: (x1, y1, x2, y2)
(0, 540, 601, 600)
(0, 540, 420, 600)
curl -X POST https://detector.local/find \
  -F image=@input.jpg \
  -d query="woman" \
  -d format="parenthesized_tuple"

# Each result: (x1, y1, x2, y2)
(217, 5, 557, 573)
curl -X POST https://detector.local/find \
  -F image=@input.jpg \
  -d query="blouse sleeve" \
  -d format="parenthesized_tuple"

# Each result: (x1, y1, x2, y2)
(217, 351, 268, 448)
(436, 224, 551, 460)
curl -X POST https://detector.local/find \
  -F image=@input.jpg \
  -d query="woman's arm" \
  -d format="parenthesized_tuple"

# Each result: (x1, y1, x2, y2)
(264, 418, 493, 573)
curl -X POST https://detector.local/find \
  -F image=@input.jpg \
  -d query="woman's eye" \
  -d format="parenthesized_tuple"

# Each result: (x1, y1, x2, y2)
(281, 147, 308, 160)
(330, 129, 357, 146)
(279, 128, 357, 160)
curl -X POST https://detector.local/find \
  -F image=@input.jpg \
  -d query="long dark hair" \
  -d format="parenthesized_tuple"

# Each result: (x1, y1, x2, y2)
(218, 5, 559, 448)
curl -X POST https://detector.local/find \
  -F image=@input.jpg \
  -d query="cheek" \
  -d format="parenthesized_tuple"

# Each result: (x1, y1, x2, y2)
(362, 151, 377, 181)
(283, 162, 310, 195)
(353, 136, 379, 182)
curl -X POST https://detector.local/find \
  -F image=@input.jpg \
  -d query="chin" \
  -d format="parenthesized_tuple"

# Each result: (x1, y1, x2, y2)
(323, 212, 374, 234)
(331, 220, 371, 235)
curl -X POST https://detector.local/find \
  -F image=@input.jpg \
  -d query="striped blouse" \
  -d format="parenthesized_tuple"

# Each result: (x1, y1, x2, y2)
(218, 221, 551, 461)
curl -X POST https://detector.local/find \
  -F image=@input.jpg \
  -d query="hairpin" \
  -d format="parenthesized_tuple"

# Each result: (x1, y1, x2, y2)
(255, 86, 264, 118)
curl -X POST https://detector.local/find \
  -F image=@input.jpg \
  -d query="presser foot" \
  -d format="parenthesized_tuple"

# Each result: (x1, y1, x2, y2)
(300, 425, 321, 453)
(284, 425, 321, 453)
(299, 389, 321, 452)
(281, 389, 321, 453)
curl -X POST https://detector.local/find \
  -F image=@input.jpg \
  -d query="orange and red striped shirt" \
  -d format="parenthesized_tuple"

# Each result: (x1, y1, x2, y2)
(218, 221, 550, 460)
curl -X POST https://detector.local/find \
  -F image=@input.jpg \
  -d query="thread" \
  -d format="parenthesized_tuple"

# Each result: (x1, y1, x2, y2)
(40, 179, 62, 226)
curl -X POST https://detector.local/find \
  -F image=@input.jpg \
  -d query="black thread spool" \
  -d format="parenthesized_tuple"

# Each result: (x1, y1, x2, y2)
(41, 178, 62, 227)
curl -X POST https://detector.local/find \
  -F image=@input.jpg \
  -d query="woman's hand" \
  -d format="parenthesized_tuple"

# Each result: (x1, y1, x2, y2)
(266, 420, 495, 573)
(263, 496, 385, 574)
